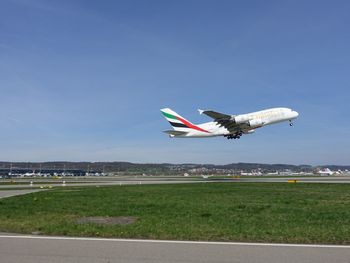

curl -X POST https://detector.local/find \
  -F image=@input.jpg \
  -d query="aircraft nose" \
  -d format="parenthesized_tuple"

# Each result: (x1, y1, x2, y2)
(292, 111, 299, 118)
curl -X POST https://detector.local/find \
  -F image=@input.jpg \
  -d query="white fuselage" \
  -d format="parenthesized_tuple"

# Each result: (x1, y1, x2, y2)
(178, 107, 299, 138)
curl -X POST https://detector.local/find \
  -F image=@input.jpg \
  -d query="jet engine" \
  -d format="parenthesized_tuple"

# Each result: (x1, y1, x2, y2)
(243, 129, 255, 134)
(248, 119, 264, 127)
(232, 115, 250, 124)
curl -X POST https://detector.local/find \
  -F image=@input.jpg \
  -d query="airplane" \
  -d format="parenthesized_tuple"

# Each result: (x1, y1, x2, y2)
(316, 168, 342, 176)
(161, 107, 299, 139)
(316, 168, 334, 176)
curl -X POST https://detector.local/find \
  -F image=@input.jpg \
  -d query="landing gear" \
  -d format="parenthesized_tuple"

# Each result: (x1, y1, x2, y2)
(289, 120, 293, 126)
(225, 132, 243, 140)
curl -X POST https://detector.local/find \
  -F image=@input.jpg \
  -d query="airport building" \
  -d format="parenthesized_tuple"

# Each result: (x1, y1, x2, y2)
(0, 168, 97, 178)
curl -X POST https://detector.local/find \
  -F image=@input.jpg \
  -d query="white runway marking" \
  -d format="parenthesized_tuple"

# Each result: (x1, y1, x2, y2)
(0, 235, 349, 248)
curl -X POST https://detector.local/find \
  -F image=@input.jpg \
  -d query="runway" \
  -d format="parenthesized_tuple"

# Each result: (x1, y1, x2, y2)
(217, 176, 350, 184)
(0, 234, 349, 263)
(0, 189, 44, 199)
(0, 179, 201, 189)
(1, 176, 350, 189)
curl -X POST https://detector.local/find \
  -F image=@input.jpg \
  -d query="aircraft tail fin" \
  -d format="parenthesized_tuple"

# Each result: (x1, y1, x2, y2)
(160, 108, 210, 133)
(160, 108, 194, 131)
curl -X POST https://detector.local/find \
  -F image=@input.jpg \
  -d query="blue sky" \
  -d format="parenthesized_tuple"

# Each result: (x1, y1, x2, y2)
(0, 0, 349, 165)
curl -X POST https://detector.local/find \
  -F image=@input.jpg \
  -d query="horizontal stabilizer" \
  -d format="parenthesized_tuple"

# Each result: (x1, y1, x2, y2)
(163, 130, 188, 136)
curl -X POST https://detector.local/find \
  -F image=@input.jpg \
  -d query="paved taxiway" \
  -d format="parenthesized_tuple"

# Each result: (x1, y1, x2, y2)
(219, 176, 350, 184)
(0, 189, 44, 199)
(1, 176, 350, 190)
(0, 235, 349, 263)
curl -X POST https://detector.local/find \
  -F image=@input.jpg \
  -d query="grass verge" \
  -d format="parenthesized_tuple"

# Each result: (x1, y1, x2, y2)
(0, 183, 349, 244)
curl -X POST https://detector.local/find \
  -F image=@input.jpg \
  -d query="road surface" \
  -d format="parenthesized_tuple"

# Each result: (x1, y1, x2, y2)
(0, 189, 44, 199)
(0, 235, 349, 263)
(1, 176, 350, 189)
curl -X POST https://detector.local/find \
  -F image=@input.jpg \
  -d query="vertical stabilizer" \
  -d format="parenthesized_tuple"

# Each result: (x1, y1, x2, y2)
(160, 108, 209, 133)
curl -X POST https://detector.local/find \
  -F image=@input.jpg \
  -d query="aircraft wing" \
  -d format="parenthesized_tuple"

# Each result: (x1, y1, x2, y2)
(199, 109, 231, 120)
(215, 119, 251, 133)
(199, 109, 250, 133)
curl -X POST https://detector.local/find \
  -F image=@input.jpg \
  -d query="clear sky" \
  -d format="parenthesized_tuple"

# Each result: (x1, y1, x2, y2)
(1, 0, 349, 165)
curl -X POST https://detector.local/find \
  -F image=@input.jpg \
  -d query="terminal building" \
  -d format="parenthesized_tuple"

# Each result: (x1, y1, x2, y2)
(0, 168, 97, 178)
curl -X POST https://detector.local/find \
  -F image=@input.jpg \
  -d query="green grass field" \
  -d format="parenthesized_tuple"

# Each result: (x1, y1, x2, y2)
(0, 183, 349, 244)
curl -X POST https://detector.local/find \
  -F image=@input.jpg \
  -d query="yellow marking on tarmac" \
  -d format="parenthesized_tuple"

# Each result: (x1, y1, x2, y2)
(287, 180, 298, 183)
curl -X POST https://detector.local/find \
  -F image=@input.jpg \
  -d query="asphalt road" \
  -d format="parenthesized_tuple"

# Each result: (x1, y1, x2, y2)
(1, 176, 350, 189)
(220, 176, 350, 184)
(0, 235, 349, 263)
(0, 189, 44, 199)
(0, 180, 201, 189)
